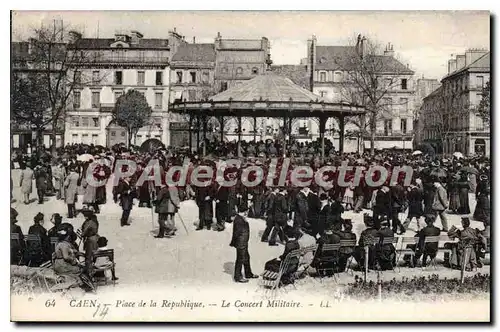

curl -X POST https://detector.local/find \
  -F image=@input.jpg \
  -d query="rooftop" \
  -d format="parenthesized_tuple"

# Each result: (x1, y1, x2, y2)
(171, 43, 216, 63)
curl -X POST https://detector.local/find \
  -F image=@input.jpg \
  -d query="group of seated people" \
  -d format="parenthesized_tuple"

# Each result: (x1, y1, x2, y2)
(262, 213, 490, 287)
(10, 207, 117, 292)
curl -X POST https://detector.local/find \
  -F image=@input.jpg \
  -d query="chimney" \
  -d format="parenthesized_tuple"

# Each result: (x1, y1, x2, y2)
(193, 36, 196, 44)
(456, 54, 466, 70)
(465, 48, 488, 66)
(448, 59, 457, 74)
(216, 32, 221, 40)
(384, 42, 394, 57)
(360, 36, 368, 58)
(307, 34, 317, 92)
(68, 30, 82, 44)
(174, 27, 177, 33)
(130, 30, 143, 45)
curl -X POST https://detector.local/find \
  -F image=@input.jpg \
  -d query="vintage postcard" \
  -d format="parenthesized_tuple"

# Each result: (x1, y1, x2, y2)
(10, 10, 491, 322)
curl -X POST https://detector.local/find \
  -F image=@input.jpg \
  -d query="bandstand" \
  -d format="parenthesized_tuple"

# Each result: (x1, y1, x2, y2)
(169, 71, 365, 159)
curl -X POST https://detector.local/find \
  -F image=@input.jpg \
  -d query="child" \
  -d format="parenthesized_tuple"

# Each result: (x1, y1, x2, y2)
(94, 237, 118, 281)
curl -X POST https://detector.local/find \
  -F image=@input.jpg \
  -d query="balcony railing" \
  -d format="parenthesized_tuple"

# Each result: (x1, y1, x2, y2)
(84, 55, 170, 64)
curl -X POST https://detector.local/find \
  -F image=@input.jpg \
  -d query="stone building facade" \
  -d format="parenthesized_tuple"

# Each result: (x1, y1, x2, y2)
(65, 29, 185, 147)
(422, 50, 490, 156)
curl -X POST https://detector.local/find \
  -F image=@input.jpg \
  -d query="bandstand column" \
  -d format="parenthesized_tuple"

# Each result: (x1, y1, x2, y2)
(253, 116, 257, 142)
(202, 115, 207, 157)
(319, 116, 327, 161)
(339, 115, 345, 154)
(283, 115, 288, 157)
(219, 116, 224, 142)
(188, 113, 193, 151)
(237, 116, 242, 158)
(196, 115, 200, 152)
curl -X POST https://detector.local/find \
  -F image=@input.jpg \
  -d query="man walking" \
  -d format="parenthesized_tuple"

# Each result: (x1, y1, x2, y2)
(432, 180, 449, 232)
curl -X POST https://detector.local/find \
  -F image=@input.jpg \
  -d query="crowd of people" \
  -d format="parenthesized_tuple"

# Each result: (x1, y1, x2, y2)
(10, 140, 491, 289)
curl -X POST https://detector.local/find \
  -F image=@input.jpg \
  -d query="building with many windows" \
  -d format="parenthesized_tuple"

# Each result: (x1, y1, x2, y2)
(65, 29, 185, 147)
(412, 78, 441, 148)
(305, 36, 416, 151)
(422, 50, 490, 155)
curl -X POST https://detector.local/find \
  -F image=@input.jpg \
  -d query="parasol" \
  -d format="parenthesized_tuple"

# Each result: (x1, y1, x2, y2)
(430, 167, 447, 179)
(453, 152, 464, 159)
(77, 154, 94, 162)
(412, 150, 422, 156)
(140, 138, 165, 153)
(460, 166, 479, 175)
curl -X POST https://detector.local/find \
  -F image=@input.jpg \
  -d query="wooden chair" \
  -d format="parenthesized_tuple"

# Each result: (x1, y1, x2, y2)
(421, 236, 440, 269)
(10, 233, 24, 265)
(50, 237, 59, 253)
(313, 243, 341, 281)
(25, 234, 44, 267)
(395, 237, 418, 268)
(295, 245, 317, 278)
(374, 237, 398, 273)
(92, 249, 116, 287)
(339, 239, 357, 275)
(438, 235, 456, 268)
(260, 249, 301, 296)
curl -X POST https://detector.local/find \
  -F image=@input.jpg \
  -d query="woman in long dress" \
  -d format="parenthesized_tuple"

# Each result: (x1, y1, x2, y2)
(456, 172, 471, 215)
(473, 174, 490, 223)
(447, 174, 460, 213)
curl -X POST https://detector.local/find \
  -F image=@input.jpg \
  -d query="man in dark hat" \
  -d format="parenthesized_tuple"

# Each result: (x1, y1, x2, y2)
(48, 213, 63, 238)
(312, 223, 342, 275)
(376, 217, 396, 270)
(373, 186, 391, 230)
(229, 205, 258, 283)
(26, 212, 50, 265)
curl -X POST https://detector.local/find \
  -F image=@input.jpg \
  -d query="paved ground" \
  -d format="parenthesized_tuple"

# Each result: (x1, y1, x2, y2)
(10, 170, 490, 292)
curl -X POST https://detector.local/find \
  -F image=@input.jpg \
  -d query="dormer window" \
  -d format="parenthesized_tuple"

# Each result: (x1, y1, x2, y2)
(116, 44, 123, 48)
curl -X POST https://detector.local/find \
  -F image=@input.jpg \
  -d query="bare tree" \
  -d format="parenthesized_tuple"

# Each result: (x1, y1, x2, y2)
(423, 85, 471, 154)
(476, 80, 490, 125)
(14, 22, 104, 155)
(335, 35, 412, 155)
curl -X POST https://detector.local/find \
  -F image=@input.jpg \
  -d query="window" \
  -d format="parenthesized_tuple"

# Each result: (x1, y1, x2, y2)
(92, 134, 99, 145)
(477, 76, 484, 89)
(114, 91, 123, 102)
(73, 91, 81, 109)
(319, 72, 326, 82)
(252, 67, 258, 75)
(236, 67, 243, 75)
(115, 71, 123, 85)
(401, 78, 408, 90)
(220, 82, 228, 92)
(401, 118, 407, 134)
(156, 71, 163, 85)
(92, 117, 99, 127)
(385, 78, 393, 89)
(137, 71, 145, 85)
(81, 117, 89, 127)
(71, 134, 78, 143)
(188, 71, 196, 83)
(72, 117, 79, 128)
(74, 71, 81, 84)
(383, 98, 393, 112)
(400, 98, 408, 112)
(120, 131, 126, 137)
(155, 92, 163, 109)
(334, 71, 342, 82)
(176, 71, 183, 83)
(111, 131, 116, 137)
(221, 67, 228, 74)
(384, 119, 393, 136)
(319, 91, 327, 98)
(91, 91, 100, 108)
(188, 90, 197, 101)
(92, 71, 99, 85)
(202, 72, 209, 84)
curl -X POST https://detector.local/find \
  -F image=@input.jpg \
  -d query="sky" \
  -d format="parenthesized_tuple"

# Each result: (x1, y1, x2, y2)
(11, 11, 490, 80)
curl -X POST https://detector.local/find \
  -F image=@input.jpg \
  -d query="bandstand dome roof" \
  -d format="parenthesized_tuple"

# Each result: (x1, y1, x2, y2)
(211, 72, 325, 103)
(169, 71, 365, 118)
